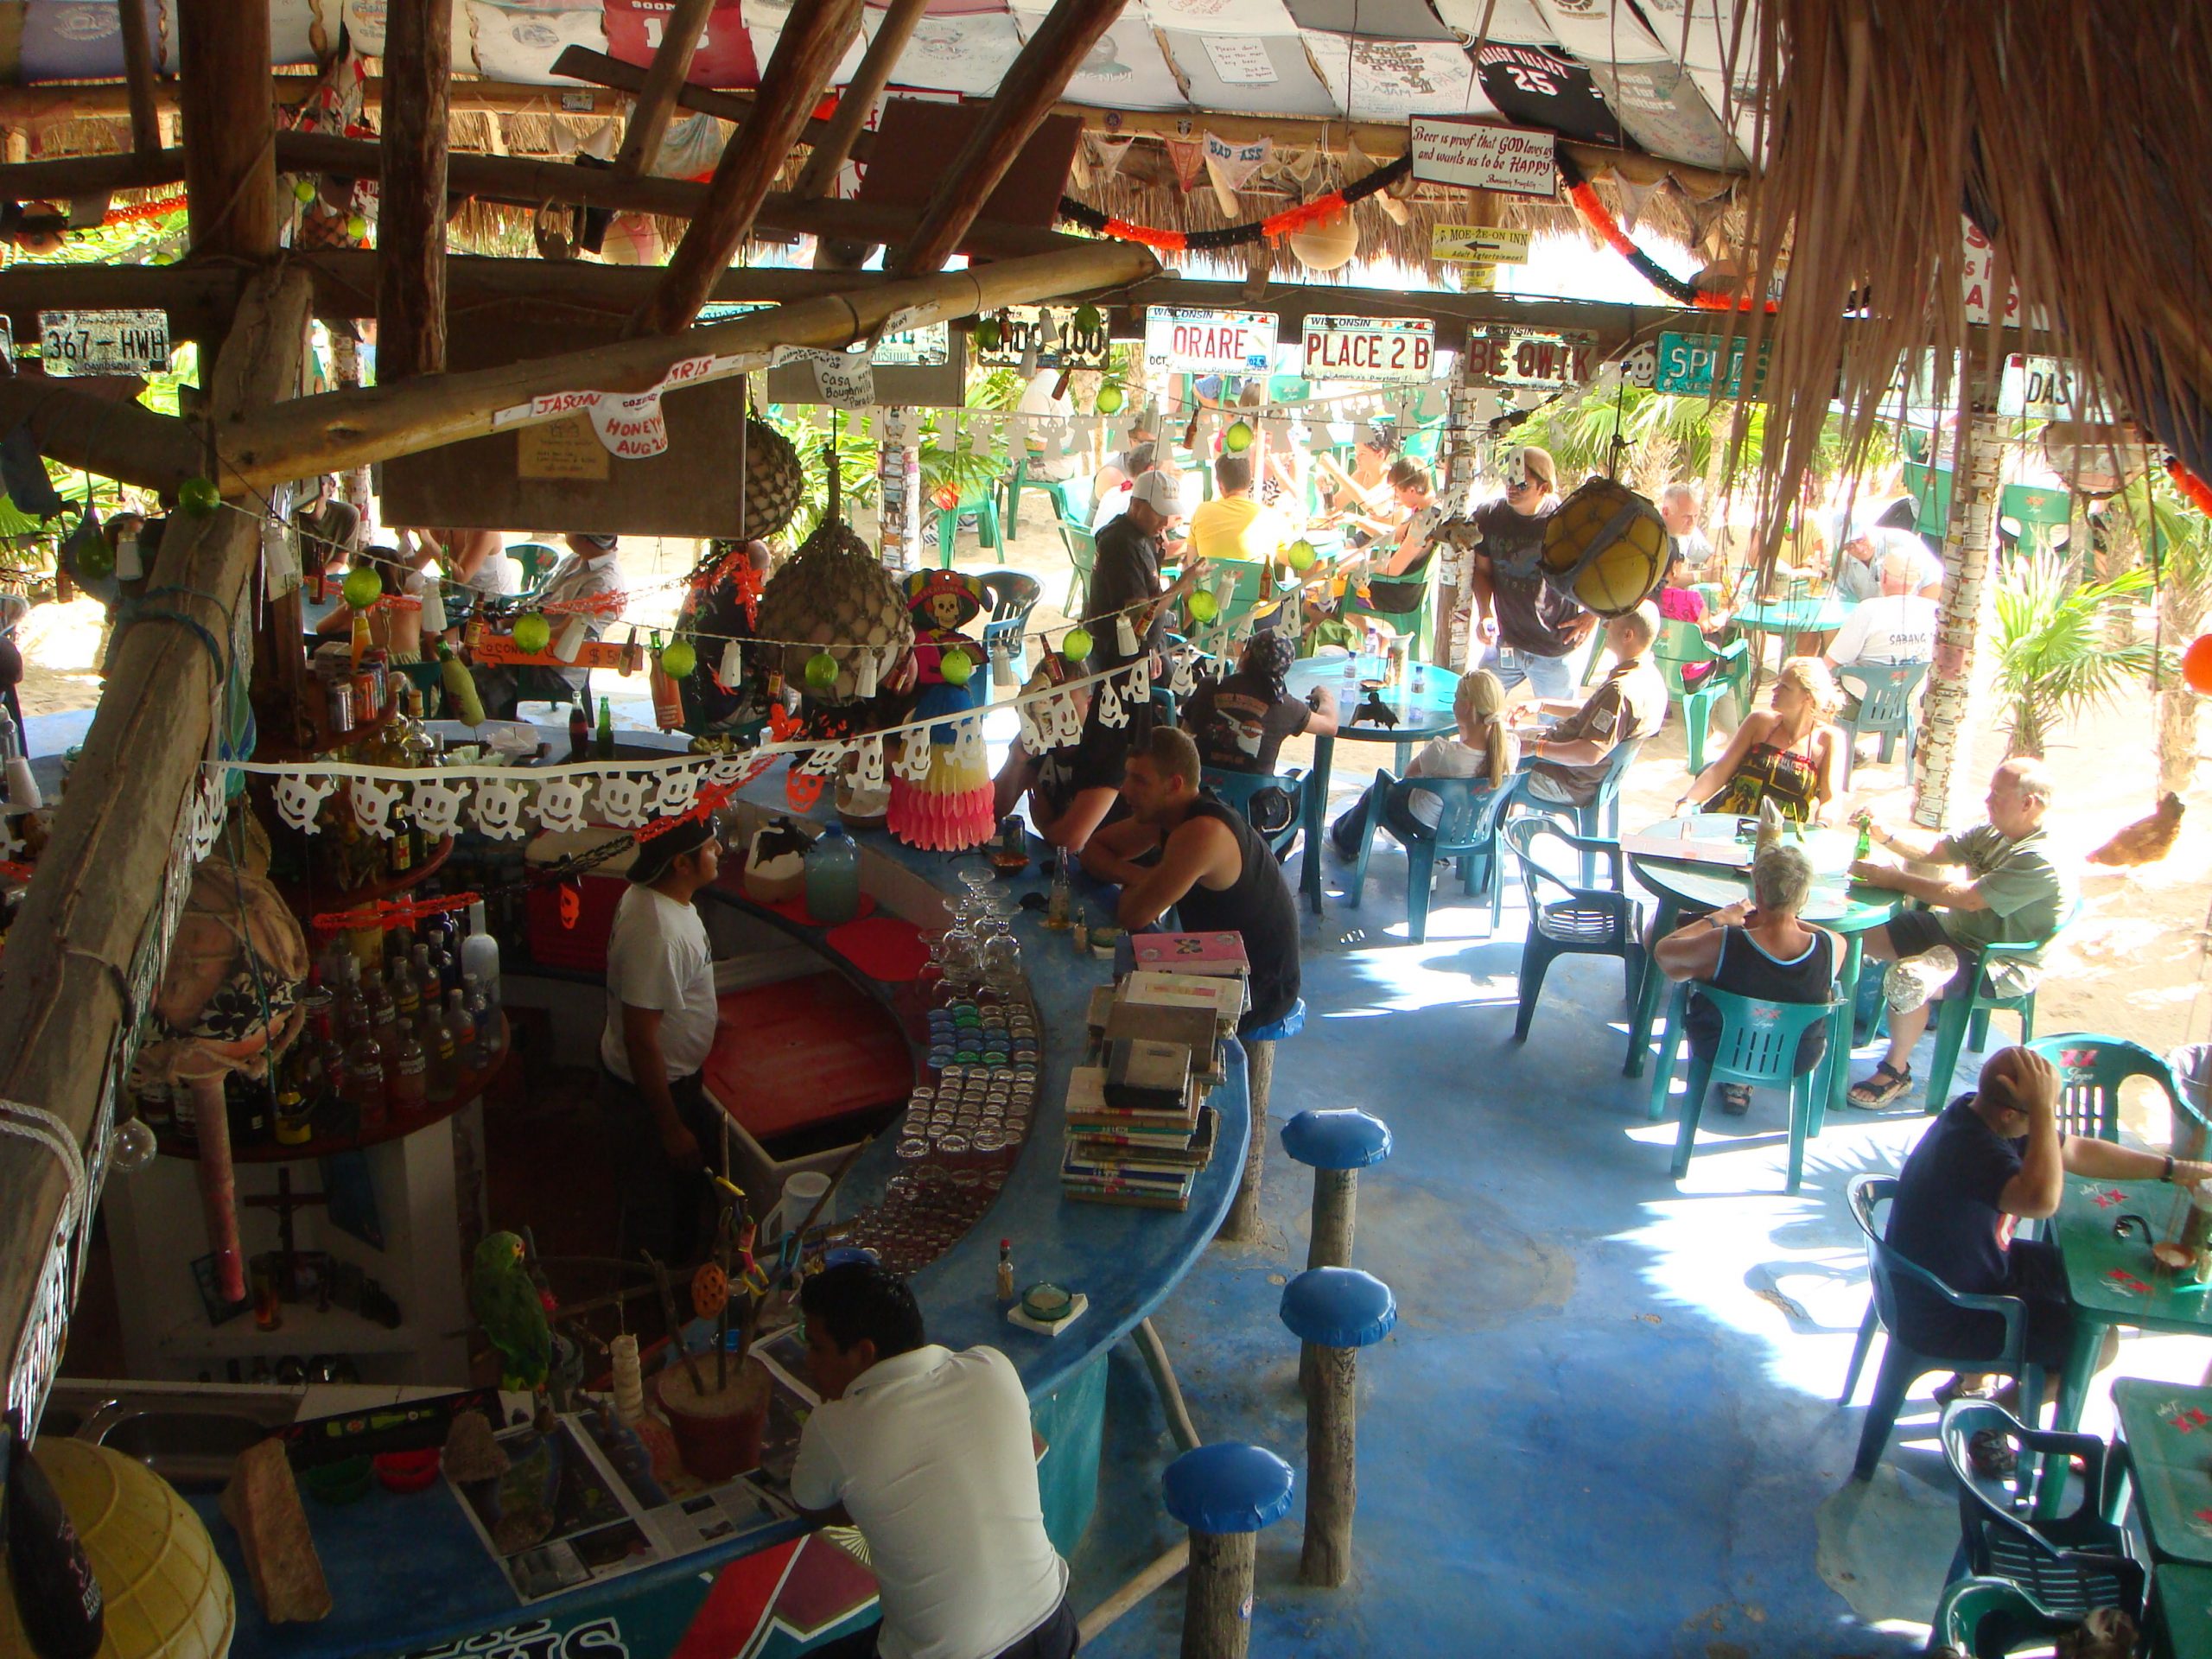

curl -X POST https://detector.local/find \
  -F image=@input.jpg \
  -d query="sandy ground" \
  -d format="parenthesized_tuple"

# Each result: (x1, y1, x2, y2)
(20, 510, 2212, 1072)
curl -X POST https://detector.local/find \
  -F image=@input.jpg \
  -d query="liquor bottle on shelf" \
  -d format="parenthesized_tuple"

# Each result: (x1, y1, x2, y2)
(462, 901, 501, 1014)
(464, 976, 498, 1069)
(366, 970, 401, 1062)
(389, 947, 421, 1027)
(423, 988, 460, 1103)
(344, 1023, 387, 1135)
(595, 696, 616, 760)
(274, 1087, 313, 1147)
(444, 988, 477, 1082)
(569, 703, 591, 762)
(388, 1021, 429, 1117)
(226, 1073, 272, 1151)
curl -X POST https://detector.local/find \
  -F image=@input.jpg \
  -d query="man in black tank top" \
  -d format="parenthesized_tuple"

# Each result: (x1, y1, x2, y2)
(1078, 726, 1301, 1036)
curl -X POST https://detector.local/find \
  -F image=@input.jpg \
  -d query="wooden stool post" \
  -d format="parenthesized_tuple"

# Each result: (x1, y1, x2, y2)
(1281, 1110, 1391, 1395)
(1162, 1443, 1295, 1659)
(1217, 1039, 1274, 1244)
(1279, 1268, 1397, 1591)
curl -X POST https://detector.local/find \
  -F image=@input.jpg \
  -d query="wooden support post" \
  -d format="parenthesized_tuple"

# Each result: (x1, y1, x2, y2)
(0, 378, 207, 494)
(793, 0, 928, 201)
(1180, 1529, 1255, 1659)
(1434, 349, 1479, 671)
(175, 0, 279, 262)
(612, 0, 716, 180)
(1217, 1038, 1273, 1244)
(1300, 1344, 1357, 1588)
(115, 0, 160, 159)
(376, 0, 454, 385)
(894, 0, 1128, 278)
(0, 270, 311, 1427)
(632, 0, 866, 338)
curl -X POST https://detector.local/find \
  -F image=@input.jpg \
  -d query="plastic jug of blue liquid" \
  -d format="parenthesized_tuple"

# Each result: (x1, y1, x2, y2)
(805, 823, 861, 925)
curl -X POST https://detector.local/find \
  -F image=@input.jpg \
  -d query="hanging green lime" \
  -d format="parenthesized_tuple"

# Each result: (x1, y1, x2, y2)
(346, 213, 369, 241)
(178, 477, 221, 516)
(294, 177, 317, 205)
(1224, 420, 1254, 454)
(340, 565, 383, 609)
(1286, 538, 1318, 572)
(660, 638, 697, 679)
(1072, 303, 1103, 335)
(804, 650, 840, 691)
(1095, 384, 1125, 416)
(1060, 627, 1093, 664)
(972, 315, 1001, 352)
(512, 612, 550, 654)
(938, 648, 974, 687)
(1187, 588, 1219, 623)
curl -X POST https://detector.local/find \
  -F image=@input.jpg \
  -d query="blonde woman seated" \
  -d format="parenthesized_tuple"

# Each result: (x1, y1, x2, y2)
(1675, 656, 1844, 825)
(1654, 843, 1840, 1116)
(1328, 669, 1515, 858)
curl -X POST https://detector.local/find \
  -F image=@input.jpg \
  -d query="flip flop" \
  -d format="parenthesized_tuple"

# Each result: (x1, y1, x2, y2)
(1848, 1060, 1913, 1109)
(1719, 1083, 1753, 1116)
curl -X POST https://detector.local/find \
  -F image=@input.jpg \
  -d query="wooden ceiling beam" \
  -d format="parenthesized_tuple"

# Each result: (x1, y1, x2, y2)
(175, 0, 279, 261)
(894, 0, 1127, 277)
(0, 74, 630, 123)
(631, 0, 867, 336)
(549, 48, 866, 161)
(376, 0, 454, 385)
(792, 0, 928, 203)
(114, 0, 160, 157)
(611, 0, 717, 179)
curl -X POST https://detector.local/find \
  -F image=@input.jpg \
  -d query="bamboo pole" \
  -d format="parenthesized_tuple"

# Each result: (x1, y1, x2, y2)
(632, 0, 867, 337)
(114, 0, 160, 159)
(613, 0, 718, 180)
(219, 238, 1157, 493)
(893, 0, 1128, 278)
(375, 0, 454, 385)
(792, 0, 929, 202)
(0, 269, 311, 1431)
(175, 0, 279, 262)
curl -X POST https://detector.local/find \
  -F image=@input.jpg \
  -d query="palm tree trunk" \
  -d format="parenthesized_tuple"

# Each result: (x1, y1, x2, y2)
(1913, 406, 2007, 830)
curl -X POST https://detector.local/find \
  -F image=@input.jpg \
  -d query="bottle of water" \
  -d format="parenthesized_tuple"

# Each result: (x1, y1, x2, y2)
(805, 823, 861, 925)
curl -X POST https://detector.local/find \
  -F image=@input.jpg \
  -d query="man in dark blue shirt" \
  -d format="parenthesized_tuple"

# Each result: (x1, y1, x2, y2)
(1889, 1046, 2212, 1395)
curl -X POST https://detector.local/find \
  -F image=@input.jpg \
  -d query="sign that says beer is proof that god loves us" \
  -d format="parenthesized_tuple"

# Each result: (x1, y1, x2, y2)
(1408, 118, 1558, 198)
(1143, 306, 1277, 375)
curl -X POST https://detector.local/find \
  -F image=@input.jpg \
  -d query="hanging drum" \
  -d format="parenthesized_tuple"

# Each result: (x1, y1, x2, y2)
(1540, 478, 1669, 616)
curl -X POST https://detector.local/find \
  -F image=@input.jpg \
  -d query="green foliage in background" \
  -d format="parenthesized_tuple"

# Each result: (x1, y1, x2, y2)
(1990, 551, 2159, 756)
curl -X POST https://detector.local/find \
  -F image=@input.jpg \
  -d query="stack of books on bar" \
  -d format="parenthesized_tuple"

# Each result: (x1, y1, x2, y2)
(1060, 935, 1249, 1211)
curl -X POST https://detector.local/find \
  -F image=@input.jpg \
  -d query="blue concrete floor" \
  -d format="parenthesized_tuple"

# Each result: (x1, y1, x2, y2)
(1060, 833, 2200, 1657)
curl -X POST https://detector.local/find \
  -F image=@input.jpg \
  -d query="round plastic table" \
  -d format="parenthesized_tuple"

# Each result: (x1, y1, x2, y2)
(1283, 651, 1461, 912)
(1623, 815, 1906, 1127)
(1735, 591, 1856, 664)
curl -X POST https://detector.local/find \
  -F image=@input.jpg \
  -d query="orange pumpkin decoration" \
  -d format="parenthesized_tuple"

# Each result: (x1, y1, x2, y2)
(691, 1261, 729, 1319)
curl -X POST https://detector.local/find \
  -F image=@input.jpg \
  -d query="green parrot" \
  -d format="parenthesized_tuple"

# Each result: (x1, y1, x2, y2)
(470, 1231, 552, 1392)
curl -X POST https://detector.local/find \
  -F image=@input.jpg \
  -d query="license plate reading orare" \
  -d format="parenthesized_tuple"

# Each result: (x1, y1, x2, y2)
(39, 308, 171, 376)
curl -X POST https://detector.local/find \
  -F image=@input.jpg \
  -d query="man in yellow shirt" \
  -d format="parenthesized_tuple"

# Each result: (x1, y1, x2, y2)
(1187, 454, 1290, 564)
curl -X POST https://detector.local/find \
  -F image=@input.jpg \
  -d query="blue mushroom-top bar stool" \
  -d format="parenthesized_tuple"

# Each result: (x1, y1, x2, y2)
(1281, 1109, 1391, 1271)
(1163, 1443, 1296, 1659)
(1280, 1268, 1397, 1588)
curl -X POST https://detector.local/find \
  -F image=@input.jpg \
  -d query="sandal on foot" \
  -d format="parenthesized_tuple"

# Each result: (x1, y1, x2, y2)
(1718, 1083, 1753, 1116)
(1848, 1061, 1913, 1109)
(1934, 1374, 1993, 1408)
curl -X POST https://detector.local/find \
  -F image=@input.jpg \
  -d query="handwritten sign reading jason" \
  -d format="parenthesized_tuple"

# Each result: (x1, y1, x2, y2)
(1408, 119, 1557, 198)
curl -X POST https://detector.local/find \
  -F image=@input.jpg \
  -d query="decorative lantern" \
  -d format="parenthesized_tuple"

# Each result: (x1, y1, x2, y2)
(1288, 201, 1358, 272)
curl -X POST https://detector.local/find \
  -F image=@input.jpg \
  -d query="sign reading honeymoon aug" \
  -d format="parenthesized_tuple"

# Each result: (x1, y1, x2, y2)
(1408, 119, 1558, 199)
(1144, 306, 1277, 376)
(1301, 316, 1435, 384)
(1465, 327, 1597, 389)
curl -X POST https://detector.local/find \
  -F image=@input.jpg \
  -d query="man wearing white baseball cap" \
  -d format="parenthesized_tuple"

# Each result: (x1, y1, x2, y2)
(1082, 467, 1205, 677)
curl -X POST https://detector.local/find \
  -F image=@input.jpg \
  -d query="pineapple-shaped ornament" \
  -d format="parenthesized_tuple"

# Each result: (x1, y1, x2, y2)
(753, 444, 915, 707)
(887, 569, 996, 852)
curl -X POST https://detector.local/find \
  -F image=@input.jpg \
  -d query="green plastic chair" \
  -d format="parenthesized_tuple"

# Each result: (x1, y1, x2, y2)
(1834, 660, 1928, 788)
(1504, 736, 1649, 887)
(1344, 768, 1513, 943)
(1840, 1175, 2047, 1480)
(2023, 1033, 2185, 1143)
(936, 484, 1004, 568)
(1001, 458, 1070, 542)
(506, 540, 561, 590)
(1056, 517, 1096, 616)
(1649, 981, 1839, 1192)
(1504, 818, 1644, 1040)
(1654, 616, 1751, 775)
(1200, 766, 1305, 863)
(1922, 900, 2083, 1112)
(1198, 560, 1300, 645)
(1929, 1577, 2083, 1657)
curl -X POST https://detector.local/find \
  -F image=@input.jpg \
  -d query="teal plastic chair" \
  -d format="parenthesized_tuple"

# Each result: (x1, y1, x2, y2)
(1001, 458, 1070, 542)
(935, 484, 1004, 567)
(1338, 561, 1433, 663)
(1505, 735, 1649, 887)
(1929, 1577, 2084, 1657)
(2023, 1033, 2186, 1143)
(1504, 818, 1643, 1039)
(506, 540, 561, 590)
(1922, 901, 2083, 1112)
(1834, 660, 1929, 788)
(1840, 1175, 2046, 1479)
(972, 569, 1041, 677)
(1649, 981, 1839, 1192)
(1200, 766, 1305, 863)
(1941, 1400, 2143, 1624)
(1344, 768, 1513, 943)
(1056, 518, 1096, 616)
(1654, 616, 1751, 775)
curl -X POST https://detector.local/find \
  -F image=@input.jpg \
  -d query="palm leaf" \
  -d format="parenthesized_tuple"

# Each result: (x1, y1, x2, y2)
(1990, 552, 2159, 753)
